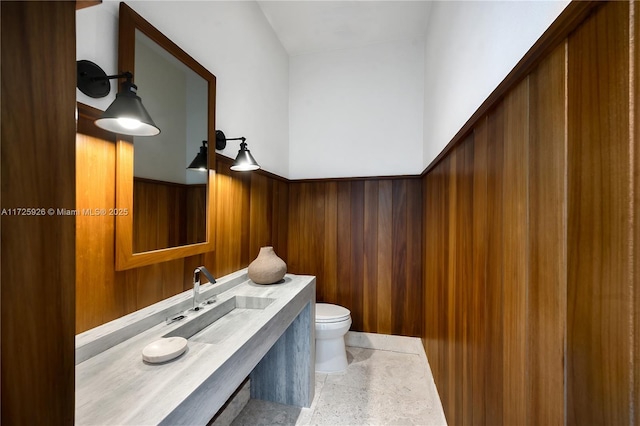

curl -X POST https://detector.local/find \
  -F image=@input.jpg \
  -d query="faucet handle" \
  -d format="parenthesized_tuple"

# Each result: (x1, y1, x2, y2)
(166, 313, 186, 325)
(196, 266, 216, 284)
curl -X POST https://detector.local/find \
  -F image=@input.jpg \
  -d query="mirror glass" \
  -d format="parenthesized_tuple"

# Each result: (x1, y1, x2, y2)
(132, 30, 208, 253)
(115, 2, 215, 271)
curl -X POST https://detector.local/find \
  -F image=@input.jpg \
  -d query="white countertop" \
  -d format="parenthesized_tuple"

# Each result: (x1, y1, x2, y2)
(75, 271, 315, 425)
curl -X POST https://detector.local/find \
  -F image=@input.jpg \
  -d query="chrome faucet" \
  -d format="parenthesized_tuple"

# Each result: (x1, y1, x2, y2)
(192, 266, 216, 310)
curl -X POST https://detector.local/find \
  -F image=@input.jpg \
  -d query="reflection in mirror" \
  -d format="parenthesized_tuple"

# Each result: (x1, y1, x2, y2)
(132, 30, 208, 253)
(115, 2, 215, 271)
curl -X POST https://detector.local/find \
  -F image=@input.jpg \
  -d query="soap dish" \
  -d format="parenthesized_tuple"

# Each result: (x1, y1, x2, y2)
(142, 337, 187, 363)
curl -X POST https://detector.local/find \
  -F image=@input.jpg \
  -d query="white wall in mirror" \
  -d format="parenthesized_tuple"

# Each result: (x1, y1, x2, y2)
(186, 73, 208, 185)
(132, 29, 208, 185)
(76, 0, 290, 178)
(134, 31, 185, 184)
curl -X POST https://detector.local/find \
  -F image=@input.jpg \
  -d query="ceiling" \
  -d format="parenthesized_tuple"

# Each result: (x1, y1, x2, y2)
(256, 1, 431, 56)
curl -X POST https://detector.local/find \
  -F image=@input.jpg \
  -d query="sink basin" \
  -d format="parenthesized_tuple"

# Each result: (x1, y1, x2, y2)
(164, 295, 275, 344)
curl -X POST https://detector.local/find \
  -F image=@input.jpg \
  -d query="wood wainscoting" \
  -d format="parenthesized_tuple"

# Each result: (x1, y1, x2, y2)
(75, 112, 289, 333)
(286, 178, 423, 337)
(76, 115, 421, 338)
(422, 1, 638, 425)
(74, 3, 637, 424)
(132, 178, 206, 252)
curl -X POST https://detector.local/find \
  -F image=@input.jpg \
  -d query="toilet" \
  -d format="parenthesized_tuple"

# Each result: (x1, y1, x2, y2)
(315, 303, 352, 373)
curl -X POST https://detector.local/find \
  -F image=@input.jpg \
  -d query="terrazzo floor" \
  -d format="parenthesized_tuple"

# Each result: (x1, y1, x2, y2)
(231, 344, 448, 426)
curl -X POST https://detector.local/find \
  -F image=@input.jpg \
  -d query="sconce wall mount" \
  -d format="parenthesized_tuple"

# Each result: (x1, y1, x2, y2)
(77, 60, 160, 137)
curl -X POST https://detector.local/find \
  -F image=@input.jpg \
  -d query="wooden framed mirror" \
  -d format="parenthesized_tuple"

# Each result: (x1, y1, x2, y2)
(115, 3, 216, 270)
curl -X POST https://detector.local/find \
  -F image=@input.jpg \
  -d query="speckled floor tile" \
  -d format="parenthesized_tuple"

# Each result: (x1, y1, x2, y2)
(324, 347, 434, 398)
(309, 382, 443, 425)
(231, 398, 308, 425)
(232, 346, 447, 426)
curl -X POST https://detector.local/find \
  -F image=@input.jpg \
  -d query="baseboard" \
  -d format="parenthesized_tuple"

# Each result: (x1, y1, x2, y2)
(345, 331, 425, 356)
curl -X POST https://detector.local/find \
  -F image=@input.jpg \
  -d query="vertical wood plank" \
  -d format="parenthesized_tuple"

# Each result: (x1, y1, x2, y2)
(485, 102, 505, 426)
(377, 180, 393, 334)
(444, 152, 458, 426)
(161, 259, 187, 300)
(634, 1, 640, 421)
(528, 43, 567, 425)
(287, 182, 301, 274)
(391, 180, 408, 335)
(423, 173, 438, 383)
(323, 182, 338, 304)
(502, 77, 529, 426)
(238, 172, 252, 267)
(186, 185, 207, 245)
(471, 118, 488, 426)
(76, 133, 118, 331)
(456, 135, 474, 426)
(1, 2, 76, 423)
(249, 173, 271, 258)
(405, 178, 423, 337)
(567, 2, 632, 424)
(135, 264, 164, 308)
(272, 180, 289, 262)
(214, 168, 239, 277)
(336, 182, 352, 313)
(424, 165, 445, 398)
(434, 161, 450, 413)
(350, 181, 365, 331)
(363, 181, 379, 332)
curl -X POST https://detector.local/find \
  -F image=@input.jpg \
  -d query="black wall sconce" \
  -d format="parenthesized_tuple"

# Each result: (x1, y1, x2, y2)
(216, 130, 260, 172)
(77, 60, 160, 136)
(187, 141, 208, 171)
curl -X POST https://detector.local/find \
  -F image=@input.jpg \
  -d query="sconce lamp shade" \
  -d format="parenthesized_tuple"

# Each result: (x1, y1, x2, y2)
(187, 141, 208, 171)
(216, 130, 261, 172)
(77, 60, 160, 137)
(231, 140, 260, 171)
(95, 80, 160, 136)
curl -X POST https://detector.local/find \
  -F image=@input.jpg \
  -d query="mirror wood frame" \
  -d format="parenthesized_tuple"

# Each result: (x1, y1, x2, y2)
(115, 2, 216, 271)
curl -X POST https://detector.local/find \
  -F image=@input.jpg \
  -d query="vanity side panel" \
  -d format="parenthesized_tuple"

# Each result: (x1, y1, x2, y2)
(250, 300, 315, 407)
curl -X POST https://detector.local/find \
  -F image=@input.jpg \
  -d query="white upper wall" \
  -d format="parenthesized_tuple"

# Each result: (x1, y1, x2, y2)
(289, 38, 425, 179)
(422, 0, 569, 169)
(76, 0, 290, 178)
(77, 1, 569, 180)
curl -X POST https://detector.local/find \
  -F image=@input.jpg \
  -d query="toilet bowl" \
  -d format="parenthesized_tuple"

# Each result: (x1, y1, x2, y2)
(315, 303, 352, 373)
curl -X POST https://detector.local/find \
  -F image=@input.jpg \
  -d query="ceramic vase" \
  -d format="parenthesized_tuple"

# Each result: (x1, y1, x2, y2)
(248, 246, 287, 284)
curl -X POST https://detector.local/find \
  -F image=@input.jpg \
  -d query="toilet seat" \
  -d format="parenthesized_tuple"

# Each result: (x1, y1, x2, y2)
(316, 303, 351, 323)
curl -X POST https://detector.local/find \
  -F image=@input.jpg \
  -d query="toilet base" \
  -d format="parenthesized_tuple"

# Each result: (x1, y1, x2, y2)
(315, 336, 348, 373)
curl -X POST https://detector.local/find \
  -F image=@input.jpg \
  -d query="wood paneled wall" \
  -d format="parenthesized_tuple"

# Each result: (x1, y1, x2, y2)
(132, 178, 206, 252)
(75, 4, 637, 424)
(77, 120, 423, 338)
(567, 2, 634, 424)
(1, 2, 76, 423)
(286, 179, 423, 336)
(208, 155, 289, 279)
(423, 2, 638, 424)
(75, 128, 288, 332)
